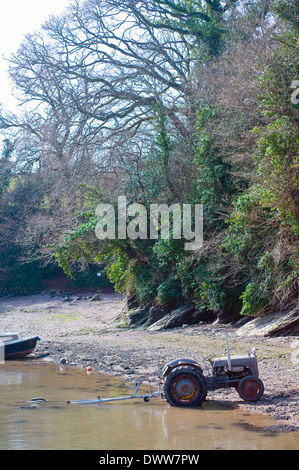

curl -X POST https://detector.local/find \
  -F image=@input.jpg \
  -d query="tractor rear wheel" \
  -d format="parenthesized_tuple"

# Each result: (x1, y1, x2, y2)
(163, 366, 207, 407)
(237, 376, 264, 402)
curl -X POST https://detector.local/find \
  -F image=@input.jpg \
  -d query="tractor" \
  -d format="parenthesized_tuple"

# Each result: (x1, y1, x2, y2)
(161, 332, 264, 406)
(68, 332, 264, 408)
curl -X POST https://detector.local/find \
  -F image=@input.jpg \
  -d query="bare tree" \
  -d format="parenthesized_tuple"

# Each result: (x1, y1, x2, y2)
(7, 0, 240, 144)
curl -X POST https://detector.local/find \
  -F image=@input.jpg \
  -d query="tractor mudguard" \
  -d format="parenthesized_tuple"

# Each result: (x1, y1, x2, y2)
(161, 358, 203, 377)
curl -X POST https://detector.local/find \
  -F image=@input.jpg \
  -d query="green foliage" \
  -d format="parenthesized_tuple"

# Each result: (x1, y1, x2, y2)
(239, 282, 268, 316)
(252, 117, 299, 234)
(271, 0, 299, 33)
(157, 278, 183, 306)
(221, 0, 299, 315)
(106, 252, 131, 293)
(1, 0, 297, 324)
(151, 0, 229, 57)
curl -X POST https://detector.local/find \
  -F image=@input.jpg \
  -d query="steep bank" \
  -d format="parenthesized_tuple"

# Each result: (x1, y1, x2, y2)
(0, 292, 298, 432)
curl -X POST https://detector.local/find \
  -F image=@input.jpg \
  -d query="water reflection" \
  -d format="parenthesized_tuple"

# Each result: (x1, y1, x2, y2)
(0, 361, 298, 450)
(0, 369, 23, 385)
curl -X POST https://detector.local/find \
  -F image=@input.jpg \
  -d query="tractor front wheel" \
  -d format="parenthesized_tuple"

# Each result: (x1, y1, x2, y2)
(163, 366, 207, 407)
(237, 376, 264, 402)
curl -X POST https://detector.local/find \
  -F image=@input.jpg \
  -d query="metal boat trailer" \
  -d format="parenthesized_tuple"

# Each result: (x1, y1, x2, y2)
(67, 379, 161, 405)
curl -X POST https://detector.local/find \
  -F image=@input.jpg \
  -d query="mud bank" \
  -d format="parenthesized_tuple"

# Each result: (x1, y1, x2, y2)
(0, 292, 298, 432)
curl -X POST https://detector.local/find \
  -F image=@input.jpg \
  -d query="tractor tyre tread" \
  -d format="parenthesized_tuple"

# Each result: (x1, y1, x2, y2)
(163, 366, 207, 407)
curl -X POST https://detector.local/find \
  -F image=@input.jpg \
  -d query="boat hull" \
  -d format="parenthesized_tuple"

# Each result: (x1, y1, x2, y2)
(4, 336, 40, 359)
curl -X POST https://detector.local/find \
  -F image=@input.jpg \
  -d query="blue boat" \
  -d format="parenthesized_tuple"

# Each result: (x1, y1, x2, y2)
(0, 333, 40, 359)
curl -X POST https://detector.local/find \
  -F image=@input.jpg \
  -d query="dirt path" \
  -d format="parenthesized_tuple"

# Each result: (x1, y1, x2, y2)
(0, 292, 298, 432)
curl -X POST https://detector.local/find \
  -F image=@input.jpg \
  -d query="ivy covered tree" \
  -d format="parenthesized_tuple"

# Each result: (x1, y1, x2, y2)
(224, 0, 299, 315)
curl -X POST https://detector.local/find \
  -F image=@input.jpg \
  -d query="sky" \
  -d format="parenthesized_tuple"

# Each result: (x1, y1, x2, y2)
(0, 0, 72, 110)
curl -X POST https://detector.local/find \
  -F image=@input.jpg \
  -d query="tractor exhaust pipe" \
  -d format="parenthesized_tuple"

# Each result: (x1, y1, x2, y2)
(225, 331, 232, 372)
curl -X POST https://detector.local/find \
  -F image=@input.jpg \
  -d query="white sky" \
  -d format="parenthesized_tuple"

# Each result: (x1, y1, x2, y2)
(0, 0, 72, 110)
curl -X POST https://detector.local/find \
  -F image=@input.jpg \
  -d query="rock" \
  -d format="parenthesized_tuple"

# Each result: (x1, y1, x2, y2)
(148, 305, 168, 325)
(126, 307, 148, 326)
(267, 307, 299, 337)
(216, 309, 243, 324)
(195, 309, 217, 323)
(89, 294, 101, 302)
(113, 305, 149, 328)
(30, 397, 46, 403)
(148, 302, 196, 331)
(125, 294, 140, 310)
(236, 306, 299, 337)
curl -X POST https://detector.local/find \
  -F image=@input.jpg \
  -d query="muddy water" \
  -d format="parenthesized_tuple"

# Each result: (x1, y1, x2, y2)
(0, 361, 298, 450)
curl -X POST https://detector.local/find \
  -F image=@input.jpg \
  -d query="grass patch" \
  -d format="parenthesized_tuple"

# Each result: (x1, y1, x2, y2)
(64, 328, 110, 336)
(47, 313, 79, 322)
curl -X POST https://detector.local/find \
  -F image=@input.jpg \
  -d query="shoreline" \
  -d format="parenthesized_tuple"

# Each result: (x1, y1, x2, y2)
(0, 291, 298, 432)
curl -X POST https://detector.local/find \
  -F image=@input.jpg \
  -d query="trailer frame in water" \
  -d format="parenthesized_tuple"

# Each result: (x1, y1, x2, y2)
(67, 378, 161, 405)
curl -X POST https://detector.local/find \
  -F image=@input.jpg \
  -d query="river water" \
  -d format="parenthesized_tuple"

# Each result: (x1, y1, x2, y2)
(0, 360, 298, 450)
